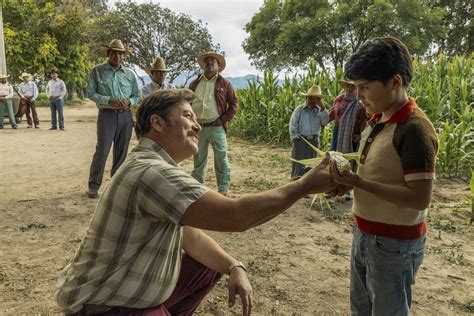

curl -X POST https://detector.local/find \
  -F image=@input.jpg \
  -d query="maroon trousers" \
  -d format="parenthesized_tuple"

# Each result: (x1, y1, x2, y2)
(77, 254, 221, 316)
(19, 98, 39, 126)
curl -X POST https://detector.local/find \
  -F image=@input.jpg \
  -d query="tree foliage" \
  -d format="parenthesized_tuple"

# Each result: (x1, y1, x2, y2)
(243, 0, 446, 71)
(432, 0, 473, 55)
(3, 0, 92, 97)
(90, 1, 221, 84)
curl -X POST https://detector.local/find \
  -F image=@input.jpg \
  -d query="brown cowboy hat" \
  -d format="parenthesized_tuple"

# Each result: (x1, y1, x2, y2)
(301, 85, 328, 98)
(146, 57, 168, 74)
(0, 74, 10, 79)
(197, 51, 226, 72)
(100, 39, 133, 56)
(338, 80, 355, 89)
(19, 72, 33, 80)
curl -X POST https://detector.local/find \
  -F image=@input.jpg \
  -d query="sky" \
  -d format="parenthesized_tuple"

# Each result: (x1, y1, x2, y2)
(109, 0, 265, 78)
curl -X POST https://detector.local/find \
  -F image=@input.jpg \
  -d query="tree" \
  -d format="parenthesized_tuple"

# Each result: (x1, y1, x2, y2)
(90, 1, 221, 85)
(431, 0, 473, 55)
(244, 0, 446, 71)
(3, 0, 92, 99)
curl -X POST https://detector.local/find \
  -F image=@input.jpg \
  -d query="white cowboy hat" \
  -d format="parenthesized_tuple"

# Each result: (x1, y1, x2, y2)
(301, 85, 328, 98)
(197, 51, 226, 72)
(0, 74, 10, 79)
(338, 80, 355, 89)
(19, 72, 32, 80)
(146, 57, 168, 73)
(100, 39, 133, 56)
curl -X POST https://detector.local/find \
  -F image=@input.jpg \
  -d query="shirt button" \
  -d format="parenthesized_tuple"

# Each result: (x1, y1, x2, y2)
(367, 138, 373, 143)
(360, 154, 365, 160)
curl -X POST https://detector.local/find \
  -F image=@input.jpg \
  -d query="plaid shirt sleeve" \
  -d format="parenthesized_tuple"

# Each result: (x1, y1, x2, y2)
(136, 164, 211, 225)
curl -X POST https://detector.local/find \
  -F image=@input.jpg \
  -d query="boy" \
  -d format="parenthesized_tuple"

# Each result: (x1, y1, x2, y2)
(330, 37, 438, 315)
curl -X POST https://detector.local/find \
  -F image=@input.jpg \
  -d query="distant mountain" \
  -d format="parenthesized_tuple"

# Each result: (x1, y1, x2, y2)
(137, 74, 283, 90)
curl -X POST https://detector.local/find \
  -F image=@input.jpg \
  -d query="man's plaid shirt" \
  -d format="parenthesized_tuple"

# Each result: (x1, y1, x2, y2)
(55, 138, 210, 313)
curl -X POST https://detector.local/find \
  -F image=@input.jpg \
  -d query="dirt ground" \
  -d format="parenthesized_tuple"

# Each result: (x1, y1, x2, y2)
(0, 101, 473, 315)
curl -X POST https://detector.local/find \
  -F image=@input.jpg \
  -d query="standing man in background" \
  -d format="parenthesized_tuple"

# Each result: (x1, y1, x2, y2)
(0, 74, 17, 129)
(141, 57, 175, 97)
(45, 69, 67, 131)
(189, 51, 238, 196)
(86, 39, 141, 198)
(289, 85, 329, 180)
(18, 72, 39, 129)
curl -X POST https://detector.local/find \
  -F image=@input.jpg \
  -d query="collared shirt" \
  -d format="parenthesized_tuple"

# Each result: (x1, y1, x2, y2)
(354, 98, 438, 240)
(55, 138, 210, 313)
(289, 103, 329, 140)
(141, 81, 175, 97)
(45, 78, 67, 99)
(192, 74, 220, 122)
(18, 81, 39, 100)
(87, 63, 141, 110)
(0, 83, 13, 98)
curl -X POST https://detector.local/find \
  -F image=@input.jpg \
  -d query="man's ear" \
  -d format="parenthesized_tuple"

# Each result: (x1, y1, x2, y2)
(150, 114, 165, 132)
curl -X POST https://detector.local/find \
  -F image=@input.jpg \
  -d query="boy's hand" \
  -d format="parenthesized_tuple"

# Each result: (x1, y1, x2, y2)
(330, 162, 359, 187)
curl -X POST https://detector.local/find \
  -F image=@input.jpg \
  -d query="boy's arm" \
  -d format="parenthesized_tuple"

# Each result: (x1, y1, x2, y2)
(330, 165, 432, 210)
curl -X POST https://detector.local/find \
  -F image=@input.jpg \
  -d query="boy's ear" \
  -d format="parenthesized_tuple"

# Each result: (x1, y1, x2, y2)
(392, 74, 404, 90)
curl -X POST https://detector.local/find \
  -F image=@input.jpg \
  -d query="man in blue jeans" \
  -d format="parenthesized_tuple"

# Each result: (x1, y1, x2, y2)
(0, 74, 17, 129)
(45, 69, 67, 130)
(188, 52, 238, 196)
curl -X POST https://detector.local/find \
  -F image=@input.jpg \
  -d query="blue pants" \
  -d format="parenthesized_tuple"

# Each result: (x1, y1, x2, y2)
(88, 110, 133, 191)
(0, 99, 17, 128)
(192, 126, 230, 192)
(50, 98, 64, 129)
(350, 226, 426, 316)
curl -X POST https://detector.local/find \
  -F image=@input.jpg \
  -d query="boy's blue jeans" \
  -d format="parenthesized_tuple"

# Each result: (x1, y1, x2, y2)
(351, 226, 426, 316)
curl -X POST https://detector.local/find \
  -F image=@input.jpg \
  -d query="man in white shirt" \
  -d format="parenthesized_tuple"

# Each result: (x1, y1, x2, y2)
(45, 69, 67, 130)
(0, 74, 17, 129)
(141, 57, 175, 97)
(18, 72, 40, 128)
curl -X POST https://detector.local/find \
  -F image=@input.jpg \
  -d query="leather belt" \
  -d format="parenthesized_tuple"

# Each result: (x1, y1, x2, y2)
(199, 120, 221, 127)
(100, 107, 130, 113)
(302, 135, 318, 140)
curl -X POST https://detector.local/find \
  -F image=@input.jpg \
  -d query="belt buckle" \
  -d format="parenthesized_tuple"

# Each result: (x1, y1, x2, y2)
(306, 135, 314, 140)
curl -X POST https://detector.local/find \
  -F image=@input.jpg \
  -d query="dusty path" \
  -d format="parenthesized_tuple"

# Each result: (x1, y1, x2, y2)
(0, 101, 472, 315)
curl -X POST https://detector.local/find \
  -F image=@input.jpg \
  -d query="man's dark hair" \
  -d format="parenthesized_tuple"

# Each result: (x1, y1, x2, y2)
(344, 37, 413, 87)
(135, 89, 195, 139)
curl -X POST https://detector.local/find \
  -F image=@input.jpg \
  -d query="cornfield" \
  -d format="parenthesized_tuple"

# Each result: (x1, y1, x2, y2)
(231, 55, 474, 178)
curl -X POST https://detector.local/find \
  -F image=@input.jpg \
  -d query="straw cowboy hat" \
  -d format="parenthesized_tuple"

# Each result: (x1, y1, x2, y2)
(301, 85, 328, 98)
(338, 80, 355, 89)
(146, 57, 168, 74)
(19, 72, 33, 80)
(100, 39, 133, 56)
(0, 74, 10, 79)
(197, 51, 226, 72)
(50, 68, 59, 75)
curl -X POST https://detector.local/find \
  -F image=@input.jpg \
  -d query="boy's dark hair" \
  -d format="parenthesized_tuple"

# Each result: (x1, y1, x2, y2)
(135, 89, 195, 139)
(344, 37, 413, 87)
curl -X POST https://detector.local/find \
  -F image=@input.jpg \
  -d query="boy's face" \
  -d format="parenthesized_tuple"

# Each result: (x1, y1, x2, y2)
(353, 79, 396, 114)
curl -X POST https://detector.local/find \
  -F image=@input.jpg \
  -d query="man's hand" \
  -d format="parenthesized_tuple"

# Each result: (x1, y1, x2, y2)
(300, 156, 337, 194)
(108, 98, 119, 107)
(329, 162, 359, 187)
(326, 184, 352, 197)
(228, 268, 253, 316)
(0, 97, 6, 102)
(117, 99, 131, 108)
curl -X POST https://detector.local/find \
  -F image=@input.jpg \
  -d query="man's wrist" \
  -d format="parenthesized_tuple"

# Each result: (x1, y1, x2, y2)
(228, 260, 247, 274)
